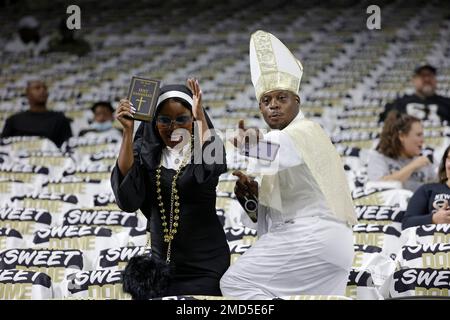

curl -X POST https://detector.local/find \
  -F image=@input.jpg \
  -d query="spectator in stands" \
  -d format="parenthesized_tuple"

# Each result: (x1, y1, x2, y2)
(379, 64, 450, 123)
(368, 111, 435, 192)
(46, 18, 91, 57)
(4, 16, 50, 56)
(78, 101, 122, 137)
(402, 144, 450, 229)
(220, 30, 357, 300)
(111, 80, 230, 297)
(1, 80, 73, 148)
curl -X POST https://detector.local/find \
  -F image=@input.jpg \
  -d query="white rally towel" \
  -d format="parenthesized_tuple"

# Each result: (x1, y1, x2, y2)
(224, 226, 257, 247)
(0, 207, 52, 245)
(355, 205, 405, 232)
(0, 269, 53, 299)
(126, 226, 148, 247)
(80, 149, 118, 167)
(60, 269, 130, 300)
(379, 268, 450, 298)
(397, 243, 450, 270)
(0, 163, 49, 190)
(32, 226, 128, 270)
(352, 223, 402, 259)
(15, 150, 76, 179)
(94, 246, 151, 271)
(0, 248, 85, 298)
(400, 224, 450, 247)
(0, 227, 25, 251)
(0, 180, 35, 206)
(0, 136, 58, 154)
(352, 187, 413, 209)
(9, 192, 79, 227)
(40, 176, 111, 207)
(346, 268, 383, 300)
(61, 163, 114, 183)
(61, 208, 143, 234)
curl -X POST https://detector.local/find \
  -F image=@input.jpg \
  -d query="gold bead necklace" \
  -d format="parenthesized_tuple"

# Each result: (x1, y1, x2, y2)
(155, 138, 192, 263)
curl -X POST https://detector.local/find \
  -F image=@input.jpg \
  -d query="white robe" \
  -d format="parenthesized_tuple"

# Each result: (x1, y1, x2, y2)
(220, 113, 354, 299)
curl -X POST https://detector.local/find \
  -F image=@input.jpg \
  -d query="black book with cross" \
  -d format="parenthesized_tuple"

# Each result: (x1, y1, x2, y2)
(126, 76, 161, 122)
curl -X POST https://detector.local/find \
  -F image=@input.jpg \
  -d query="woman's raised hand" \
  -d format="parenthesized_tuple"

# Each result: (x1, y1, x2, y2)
(116, 99, 136, 133)
(187, 78, 205, 121)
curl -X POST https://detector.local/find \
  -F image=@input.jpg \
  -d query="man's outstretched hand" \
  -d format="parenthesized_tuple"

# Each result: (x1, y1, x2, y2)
(233, 170, 258, 198)
(230, 119, 263, 149)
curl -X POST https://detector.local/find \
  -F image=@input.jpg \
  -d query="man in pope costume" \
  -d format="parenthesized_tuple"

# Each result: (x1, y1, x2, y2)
(220, 30, 358, 299)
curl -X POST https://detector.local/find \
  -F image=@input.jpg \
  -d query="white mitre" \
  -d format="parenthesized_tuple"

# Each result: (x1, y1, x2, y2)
(250, 30, 303, 101)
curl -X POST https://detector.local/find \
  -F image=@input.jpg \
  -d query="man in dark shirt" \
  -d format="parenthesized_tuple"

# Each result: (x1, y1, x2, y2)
(1, 80, 73, 147)
(46, 18, 91, 57)
(379, 64, 450, 123)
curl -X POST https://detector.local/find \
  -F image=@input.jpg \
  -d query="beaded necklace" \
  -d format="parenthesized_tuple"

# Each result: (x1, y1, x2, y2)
(155, 137, 193, 263)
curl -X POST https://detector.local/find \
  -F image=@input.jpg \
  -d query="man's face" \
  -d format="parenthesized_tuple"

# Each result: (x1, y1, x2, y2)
(259, 90, 300, 130)
(412, 69, 437, 97)
(26, 81, 48, 105)
(94, 105, 114, 123)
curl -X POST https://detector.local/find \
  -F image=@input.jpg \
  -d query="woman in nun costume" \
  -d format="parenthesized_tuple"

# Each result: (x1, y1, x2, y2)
(111, 80, 230, 297)
(220, 31, 358, 299)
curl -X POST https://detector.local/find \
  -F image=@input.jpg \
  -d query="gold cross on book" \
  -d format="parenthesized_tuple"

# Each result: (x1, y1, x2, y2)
(135, 97, 146, 111)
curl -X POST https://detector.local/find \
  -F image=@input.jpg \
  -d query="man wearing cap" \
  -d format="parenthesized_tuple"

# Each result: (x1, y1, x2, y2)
(220, 30, 357, 299)
(5, 16, 50, 56)
(379, 64, 450, 123)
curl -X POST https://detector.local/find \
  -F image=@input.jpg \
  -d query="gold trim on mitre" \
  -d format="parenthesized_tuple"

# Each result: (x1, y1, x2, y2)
(251, 30, 303, 101)
(255, 72, 301, 102)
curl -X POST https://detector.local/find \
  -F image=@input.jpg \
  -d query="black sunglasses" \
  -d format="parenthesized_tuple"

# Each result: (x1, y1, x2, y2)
(156, 115, 193, 128)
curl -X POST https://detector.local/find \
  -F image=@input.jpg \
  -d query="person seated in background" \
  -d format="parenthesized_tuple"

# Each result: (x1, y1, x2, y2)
(78, 101, 122, 138)
(0, 80, 73, 148)
(4, 16, 50, 56)
(402, 144, 450, 229)
(379, 64, 450, 123)
(46, 18, 91, 57)
(367, 111, 436, 192)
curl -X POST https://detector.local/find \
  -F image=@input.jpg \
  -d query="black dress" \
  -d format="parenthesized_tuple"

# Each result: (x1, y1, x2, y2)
(111, 123, 230, 296)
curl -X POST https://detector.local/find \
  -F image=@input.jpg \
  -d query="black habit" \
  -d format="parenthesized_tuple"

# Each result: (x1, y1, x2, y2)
(111, 85, 230, 296)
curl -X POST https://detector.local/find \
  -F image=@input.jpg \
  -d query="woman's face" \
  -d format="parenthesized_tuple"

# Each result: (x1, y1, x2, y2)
(445, 150, 450, 180)
(156, 99, 193, 149)
(399, 121, 424, 158)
